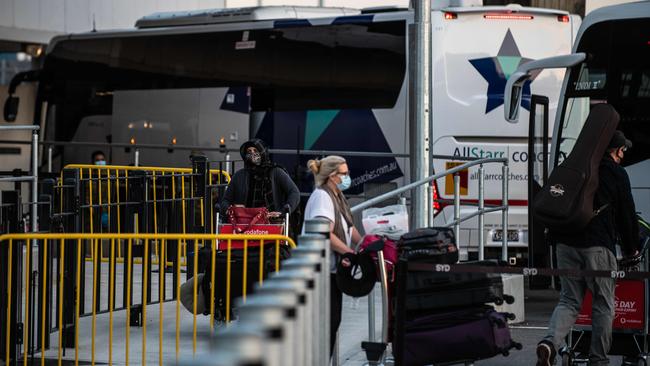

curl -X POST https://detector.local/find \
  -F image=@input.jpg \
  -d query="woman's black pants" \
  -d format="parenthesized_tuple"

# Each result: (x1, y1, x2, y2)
(330, 273, 343, 356)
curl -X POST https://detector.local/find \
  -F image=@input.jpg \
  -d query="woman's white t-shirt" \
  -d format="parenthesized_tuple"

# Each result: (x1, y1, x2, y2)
(303, 188, 351, 272)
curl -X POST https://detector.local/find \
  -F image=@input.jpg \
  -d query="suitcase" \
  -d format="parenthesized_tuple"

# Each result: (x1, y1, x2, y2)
(403, 260, 514, 312)
(398, 227, 458, 264)
(201, 248, 271, 319)
(399, 306, 521, 366)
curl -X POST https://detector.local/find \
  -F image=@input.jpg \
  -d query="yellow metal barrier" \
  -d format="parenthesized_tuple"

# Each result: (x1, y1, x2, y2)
(1, 232, 294, 366)
(59, 164, 231, 267)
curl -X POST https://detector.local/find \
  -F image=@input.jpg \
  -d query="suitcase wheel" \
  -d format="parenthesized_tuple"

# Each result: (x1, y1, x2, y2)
(494, 298, 504, 305)
(505, 313, 516, 321)
(502, 350, 510, 357)
(504, 294, 515, 304)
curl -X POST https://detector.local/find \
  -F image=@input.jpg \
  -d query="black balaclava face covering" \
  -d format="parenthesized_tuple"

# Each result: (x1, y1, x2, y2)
(245, 150, 262, 165)
(240, 139, 270, 169)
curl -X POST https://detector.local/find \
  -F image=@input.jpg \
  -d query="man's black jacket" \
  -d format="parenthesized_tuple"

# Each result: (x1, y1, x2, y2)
(552, 155, 639, 255)
(220, 167, 300, 216)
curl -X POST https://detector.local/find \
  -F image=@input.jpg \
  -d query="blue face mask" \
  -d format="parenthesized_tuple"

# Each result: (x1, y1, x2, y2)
(336, 174, 352, 191)
(95, 160, 106, 166)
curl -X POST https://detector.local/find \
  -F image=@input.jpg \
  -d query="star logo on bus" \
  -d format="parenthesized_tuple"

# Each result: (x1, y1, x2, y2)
(469, 29, 541, 113)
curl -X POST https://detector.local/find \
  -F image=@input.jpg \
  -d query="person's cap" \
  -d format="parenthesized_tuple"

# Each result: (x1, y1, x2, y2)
(609, 130, 633, 149)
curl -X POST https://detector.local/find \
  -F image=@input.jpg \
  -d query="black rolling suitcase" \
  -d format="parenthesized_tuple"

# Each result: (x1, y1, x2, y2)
(398, 227, 459, 264)
(201, 248, 271, 319)
(403, 260, 514, 312)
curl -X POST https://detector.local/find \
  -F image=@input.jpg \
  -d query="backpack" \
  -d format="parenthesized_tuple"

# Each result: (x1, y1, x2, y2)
(533, 104, 619, 232)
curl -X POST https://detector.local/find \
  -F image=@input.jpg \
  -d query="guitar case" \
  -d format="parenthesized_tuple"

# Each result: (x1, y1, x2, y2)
(533, 103, 619, 232)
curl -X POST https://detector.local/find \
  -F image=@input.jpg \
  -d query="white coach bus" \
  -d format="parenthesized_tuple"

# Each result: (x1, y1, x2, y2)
(505, 1, 650, 273)
(3, 1, 579, 260)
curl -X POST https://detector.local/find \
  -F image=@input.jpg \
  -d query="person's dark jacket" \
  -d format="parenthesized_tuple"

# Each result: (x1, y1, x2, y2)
(220, 139, 300, 216)
(552, 155, 639, 255)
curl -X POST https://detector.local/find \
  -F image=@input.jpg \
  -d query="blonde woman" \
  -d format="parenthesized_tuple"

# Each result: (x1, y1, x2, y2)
(303, 155, 362, 356)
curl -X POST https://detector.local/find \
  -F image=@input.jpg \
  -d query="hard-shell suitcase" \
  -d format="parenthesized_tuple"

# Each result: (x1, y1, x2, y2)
(398, 227, 458, 264)
(399, 306, 521, 366)
(403, 260, 514, 311)
(404, 260, 502, 291)
(405, 281, 512, 312)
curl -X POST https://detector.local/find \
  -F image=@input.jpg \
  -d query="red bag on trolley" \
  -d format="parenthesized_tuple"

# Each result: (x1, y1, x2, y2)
(226, 206, 270, 232)
(359, 235, 398, 276)
(221, 206, 282, 249)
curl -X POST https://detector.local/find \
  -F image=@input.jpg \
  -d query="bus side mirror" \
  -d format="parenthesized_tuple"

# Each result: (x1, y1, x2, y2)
(504, 53, 587, 123)
(3, 95, 19, 122)
(504, 71, 529, 123)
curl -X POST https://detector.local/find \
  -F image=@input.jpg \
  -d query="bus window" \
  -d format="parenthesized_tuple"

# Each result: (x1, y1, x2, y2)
(558, 96, 590, 164)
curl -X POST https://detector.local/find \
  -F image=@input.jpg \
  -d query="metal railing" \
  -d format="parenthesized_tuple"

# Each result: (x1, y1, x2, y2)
(0, 232, 295, 366)
(53, 161, 231, 271)
(350, 156, 510, 361)
(0, 126, 39, 237)
(352, 156, 510, 261)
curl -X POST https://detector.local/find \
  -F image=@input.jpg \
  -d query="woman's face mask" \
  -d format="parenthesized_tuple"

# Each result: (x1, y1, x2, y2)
(94, 160, 106, 166)
(337, 175, 352, 191)
(333, 165, 351, 191)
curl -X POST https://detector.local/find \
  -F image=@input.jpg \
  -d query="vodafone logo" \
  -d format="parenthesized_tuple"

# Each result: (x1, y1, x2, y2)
(243, 229, 271, 235)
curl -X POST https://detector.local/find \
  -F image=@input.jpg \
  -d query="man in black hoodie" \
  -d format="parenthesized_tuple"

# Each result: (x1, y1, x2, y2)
(537, 131, 640, 366)
(221, 138, 300, 217)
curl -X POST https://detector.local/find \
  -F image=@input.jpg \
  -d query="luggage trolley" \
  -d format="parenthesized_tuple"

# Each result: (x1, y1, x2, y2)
(215, 211, 291, 274)
(216, 211, 290, 249)
(206, 211, 291, 321)
(560, 240, 650, 366)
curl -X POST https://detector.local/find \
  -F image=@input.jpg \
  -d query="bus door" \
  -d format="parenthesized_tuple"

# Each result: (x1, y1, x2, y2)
(527, 95, 552, 289)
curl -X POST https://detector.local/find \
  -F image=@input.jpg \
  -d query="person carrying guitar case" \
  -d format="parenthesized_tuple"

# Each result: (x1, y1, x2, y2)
(536, 105, 641, 366)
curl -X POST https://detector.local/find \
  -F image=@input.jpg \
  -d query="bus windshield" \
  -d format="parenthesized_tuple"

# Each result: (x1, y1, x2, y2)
(557, 18, 650, 168)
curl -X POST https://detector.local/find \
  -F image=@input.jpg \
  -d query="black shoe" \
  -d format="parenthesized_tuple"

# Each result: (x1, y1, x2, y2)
(536, 340, 556, 366)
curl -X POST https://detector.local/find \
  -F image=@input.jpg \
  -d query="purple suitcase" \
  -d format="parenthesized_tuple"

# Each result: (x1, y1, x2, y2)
(402, 307, 521, 366)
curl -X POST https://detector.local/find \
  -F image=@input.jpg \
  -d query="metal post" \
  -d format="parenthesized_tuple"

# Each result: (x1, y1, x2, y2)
(32, 131, 39, 235)
(47, 146, 53, 173)
(191, 155, 209, 233)
(453, 174, 460, 244)
(368, 290, 376, 343)
(284, 212, 290, 238)
(225, 153, 231, 175)
(281, 258, 320, 366)
(502, 164, 509, 262)
(377, 250, 389, 345)
(134, 149, 140, 167)
(205, 323, 265, 366)
(253, 283, 303, 366)
(408, 0, 431, 229)
(427, 184, 434, 227)
(294, 234, 328, 366)
(265, 274, 309, 366)
(478, 165, 485, 261)
(302, 219, 331, 366)
(237, 295, 294, 366)
(269, 270, 315, 366)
